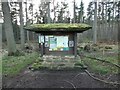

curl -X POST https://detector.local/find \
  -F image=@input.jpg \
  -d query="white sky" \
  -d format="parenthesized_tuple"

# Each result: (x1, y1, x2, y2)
(0, 0, 92, 24)
(31, 0, 92, 19)
(1, 0, 119, 23)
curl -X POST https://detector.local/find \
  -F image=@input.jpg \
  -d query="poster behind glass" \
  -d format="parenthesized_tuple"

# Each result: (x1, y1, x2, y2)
(49, 36, 69, 51)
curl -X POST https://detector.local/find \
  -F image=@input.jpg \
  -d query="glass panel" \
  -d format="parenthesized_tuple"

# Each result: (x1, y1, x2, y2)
(48, 36, 69, 51)
(49, 37, 57, 51)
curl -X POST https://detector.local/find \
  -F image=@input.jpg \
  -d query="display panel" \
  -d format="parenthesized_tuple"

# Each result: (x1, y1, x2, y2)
(47, 36, 69, 51)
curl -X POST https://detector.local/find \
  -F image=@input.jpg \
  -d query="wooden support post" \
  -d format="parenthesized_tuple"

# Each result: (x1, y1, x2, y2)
(40, 35, 45, 57)
(74, 33, 77, 57)
(40, 42, 44, 57)
(43, 35, 45, 55)
(39, 34, 44, 57)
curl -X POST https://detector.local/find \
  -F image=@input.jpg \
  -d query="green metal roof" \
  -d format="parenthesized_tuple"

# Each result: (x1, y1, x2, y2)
(24, 23, 92, 33)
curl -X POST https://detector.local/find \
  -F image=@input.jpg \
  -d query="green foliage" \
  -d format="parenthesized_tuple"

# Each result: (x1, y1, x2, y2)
(30, 58, 46, 70)
(2, 52, 39, 77)
(12, 50, 25, 56)
(74, 59, 83, 67)
(31, 63, 45, 70)
(74, 60, 87, 70)
(105, 46, 112, 50)
(87, 2, 94, 21)
(57, 2, 69, 23)
(58, 63, 65, 66)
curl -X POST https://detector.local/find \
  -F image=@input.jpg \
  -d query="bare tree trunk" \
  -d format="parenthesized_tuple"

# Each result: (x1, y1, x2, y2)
(0, 23, 2, 50)
(105, 3, 108, 41)
(112, 2, 115, 42)
(25, 0, 30, 44)
(53, 0, 55, 23)
(31, 3, 34, 42)
(47, 2, 50, 23)
(0, 22, 2, 90)
(73, 0, 76, 23)
(80, 11, 82, 23)
(118, 2, 120, 44)
(19, 2, 25, 49)
(101, 2, 105, 41)
(93, 2, 97, 44)
(0, 5, 2, 87)
(2, 1, 16, 55)
(97, 5, 101, 42)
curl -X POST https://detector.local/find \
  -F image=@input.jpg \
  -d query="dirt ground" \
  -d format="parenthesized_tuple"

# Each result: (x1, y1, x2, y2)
(2, 66, 118, 89)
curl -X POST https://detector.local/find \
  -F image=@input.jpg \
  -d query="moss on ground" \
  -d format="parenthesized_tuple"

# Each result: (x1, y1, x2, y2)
(29, 56, 86, 71)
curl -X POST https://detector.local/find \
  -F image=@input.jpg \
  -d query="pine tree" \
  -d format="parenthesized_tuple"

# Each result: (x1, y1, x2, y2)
(87, 2, 94, 24)
(78, 0, 84, 23)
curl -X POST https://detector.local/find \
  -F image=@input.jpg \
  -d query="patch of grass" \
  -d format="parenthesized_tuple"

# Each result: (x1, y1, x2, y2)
(83, 57, 119, 75)
(74, 60, 87, 70)
(0, 58, 2, 74)
(78, 44, 119, 75)
(2, 52, 39, 77)
(84, 51, 118, 65)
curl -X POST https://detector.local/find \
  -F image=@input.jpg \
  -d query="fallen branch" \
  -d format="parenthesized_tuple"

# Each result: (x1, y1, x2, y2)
(78, 52, 120, 68)
(63, 80, 76, 90)
(84, 55, 120, 68)
(85, 70, 120, 85)
(73, 73, 81, 80)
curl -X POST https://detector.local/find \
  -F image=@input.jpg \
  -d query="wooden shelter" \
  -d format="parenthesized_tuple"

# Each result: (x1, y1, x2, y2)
(24, 23, 92, 57)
